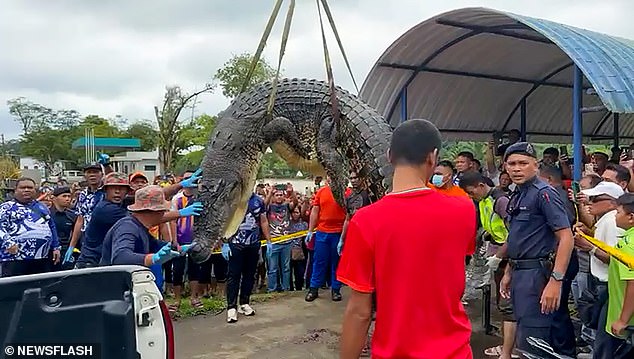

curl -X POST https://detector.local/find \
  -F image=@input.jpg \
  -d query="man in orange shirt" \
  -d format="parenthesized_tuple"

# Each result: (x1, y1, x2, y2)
(430, 160, 469, 197)
(305, 177, 350, 302)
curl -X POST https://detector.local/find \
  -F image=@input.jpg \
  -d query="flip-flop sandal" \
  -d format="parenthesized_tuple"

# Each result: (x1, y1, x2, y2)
(484, 345, 502, 356)
(190, 298, 204, 309)
(168, 303, 180, 313)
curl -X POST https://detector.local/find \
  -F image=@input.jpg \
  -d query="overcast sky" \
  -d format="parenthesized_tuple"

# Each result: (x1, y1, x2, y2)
(1, 0, 632, 140)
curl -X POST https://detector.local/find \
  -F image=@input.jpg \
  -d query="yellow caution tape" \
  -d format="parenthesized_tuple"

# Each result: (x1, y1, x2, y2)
(211, 230, 309, 254)
(579, 232, 634, 270)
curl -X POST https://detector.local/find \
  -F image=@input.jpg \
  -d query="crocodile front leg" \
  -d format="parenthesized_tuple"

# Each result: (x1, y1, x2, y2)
(262, 117, 309, 158)
(316, 116, 348, 208)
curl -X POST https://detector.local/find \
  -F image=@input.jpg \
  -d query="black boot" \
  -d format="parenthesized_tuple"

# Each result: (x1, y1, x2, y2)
(305, 288, 319, 302)
(331, 290, 342, 302)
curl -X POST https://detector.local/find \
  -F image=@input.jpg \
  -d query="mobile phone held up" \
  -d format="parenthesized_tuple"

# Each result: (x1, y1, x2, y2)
(559, 146, 568, 157)
(571, 181, 581, 203)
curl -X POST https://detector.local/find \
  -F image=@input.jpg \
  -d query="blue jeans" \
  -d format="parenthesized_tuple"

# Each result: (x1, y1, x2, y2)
(310, 231, 341, 292)
(267, 242, 291, 292)
(150, 263, 164, 293)
(572, 271, 591, 308)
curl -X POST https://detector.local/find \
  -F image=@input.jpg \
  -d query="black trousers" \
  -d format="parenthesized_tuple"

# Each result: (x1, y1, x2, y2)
(1, 258, 51, 277)
(226, 243, 260, 310)
(289, 259, 306, 291)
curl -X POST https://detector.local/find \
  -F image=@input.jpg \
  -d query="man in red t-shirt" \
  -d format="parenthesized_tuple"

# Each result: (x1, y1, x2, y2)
(337, 119, 476, 359)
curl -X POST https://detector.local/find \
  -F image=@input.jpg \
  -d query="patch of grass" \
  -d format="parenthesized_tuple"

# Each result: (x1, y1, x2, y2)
(165, 296, 225, 320)
(165, 291, 294, 320)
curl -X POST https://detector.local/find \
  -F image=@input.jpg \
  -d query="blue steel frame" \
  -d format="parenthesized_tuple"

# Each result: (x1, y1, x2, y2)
(379, 19, 625, 177)
(572, 65, 583, 181)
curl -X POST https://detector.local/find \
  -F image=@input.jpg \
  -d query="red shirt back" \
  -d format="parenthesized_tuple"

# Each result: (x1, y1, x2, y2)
(337, 188, 476, 359)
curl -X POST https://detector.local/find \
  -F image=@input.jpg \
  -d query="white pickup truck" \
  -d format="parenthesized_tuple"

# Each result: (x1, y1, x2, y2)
(0, 265, 174, 358)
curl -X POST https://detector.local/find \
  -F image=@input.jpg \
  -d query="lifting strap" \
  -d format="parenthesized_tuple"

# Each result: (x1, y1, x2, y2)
(239, 0, 284, 96)
(316, 0, 340, 125)
(267, 0, 295, 116)
(318, 0, 359, 93)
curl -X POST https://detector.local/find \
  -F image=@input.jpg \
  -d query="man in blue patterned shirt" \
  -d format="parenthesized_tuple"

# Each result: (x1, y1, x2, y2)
(65, 162, 107, 264)
(0, 177, 61, 277)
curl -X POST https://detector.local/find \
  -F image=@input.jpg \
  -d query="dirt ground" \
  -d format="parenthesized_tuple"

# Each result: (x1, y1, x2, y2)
(174, 288, 500, 359)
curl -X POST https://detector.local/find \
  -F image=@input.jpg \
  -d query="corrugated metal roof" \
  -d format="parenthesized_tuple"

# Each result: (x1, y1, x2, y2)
(359, 7, 634, 143)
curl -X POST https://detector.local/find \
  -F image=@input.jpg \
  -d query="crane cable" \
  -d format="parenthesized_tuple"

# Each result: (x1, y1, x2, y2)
(240, 0, 360, 119)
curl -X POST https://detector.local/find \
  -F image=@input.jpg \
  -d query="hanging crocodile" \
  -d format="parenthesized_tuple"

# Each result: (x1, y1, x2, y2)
(188, 77, 394, 263)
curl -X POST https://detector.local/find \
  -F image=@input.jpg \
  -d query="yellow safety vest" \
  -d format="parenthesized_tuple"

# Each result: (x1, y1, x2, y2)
(479, 194, 508, 244)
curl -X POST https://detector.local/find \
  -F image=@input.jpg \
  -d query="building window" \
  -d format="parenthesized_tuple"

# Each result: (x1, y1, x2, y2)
(144, 165, 157, 171)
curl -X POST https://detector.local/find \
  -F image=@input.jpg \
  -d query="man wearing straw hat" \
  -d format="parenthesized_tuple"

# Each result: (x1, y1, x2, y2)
(101, 185, 189, 267)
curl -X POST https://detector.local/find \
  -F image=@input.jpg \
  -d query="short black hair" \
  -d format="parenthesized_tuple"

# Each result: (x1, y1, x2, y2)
(457, 151, 474, 161)
(15, 177, 36, 187)
(539, 164, 563, 183)
(458, 171, 488, 190)
(543, 147, 559, 157)
(509, 129, 521, 136)
(499, 171, 509, 179)
(583, 173, 602, 188)
(437, 160, 456, 174)
(605, 163, 631, 184)
(473, 159, 481, 167)
(616, 193, 634, 214)
(389, 119, 441, 165)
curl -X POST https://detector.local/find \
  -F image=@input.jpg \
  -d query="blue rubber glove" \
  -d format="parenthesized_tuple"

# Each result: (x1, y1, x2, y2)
(337, 239, 344, 256)
(304, 231, 313, 245)
(96, 152, 110, 165)
(181, 168, 202, 188)
(221, 243, 231, 261)
(178, 202, 203, 217)
(180, 244, 191, 254)
(63, 246, 75, 264)
(151, 243, 181, 265)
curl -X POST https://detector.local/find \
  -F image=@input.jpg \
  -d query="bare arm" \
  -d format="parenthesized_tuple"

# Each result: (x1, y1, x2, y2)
(308, 205, 319, 232)
(619, 280, 634, 324)
(340, 290, 373, 359)
(340, 214, 351, 243)
(68, 216, 84, 248)
(288, 191, 299, 211)
(260, 214, 271, 242)
(553, 228, 574, 277)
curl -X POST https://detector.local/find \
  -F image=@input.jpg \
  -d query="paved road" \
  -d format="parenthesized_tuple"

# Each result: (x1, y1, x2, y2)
(174, 289, 500, 359)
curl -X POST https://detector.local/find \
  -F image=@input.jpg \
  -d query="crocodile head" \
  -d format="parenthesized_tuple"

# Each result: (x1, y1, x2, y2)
(188, 109, 265, 263)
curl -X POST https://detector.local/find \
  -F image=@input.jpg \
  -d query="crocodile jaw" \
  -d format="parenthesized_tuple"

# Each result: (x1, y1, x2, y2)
(222, 152, 262, 240)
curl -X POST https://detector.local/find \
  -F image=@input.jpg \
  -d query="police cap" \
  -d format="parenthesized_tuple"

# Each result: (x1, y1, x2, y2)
(504, 142, 538, 161)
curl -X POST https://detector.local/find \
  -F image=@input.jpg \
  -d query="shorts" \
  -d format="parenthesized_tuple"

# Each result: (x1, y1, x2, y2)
(171, 255, 202, 286)
(200, 253, 228, 284)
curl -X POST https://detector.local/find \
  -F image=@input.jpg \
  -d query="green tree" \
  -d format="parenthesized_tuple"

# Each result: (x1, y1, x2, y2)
(213, 52, 278, 99)
(155, 85, 214, 171)
(124, 121, 159, 151)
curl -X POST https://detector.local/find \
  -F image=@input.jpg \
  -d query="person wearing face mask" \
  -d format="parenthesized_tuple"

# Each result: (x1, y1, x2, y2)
(430, 160, 469, 197)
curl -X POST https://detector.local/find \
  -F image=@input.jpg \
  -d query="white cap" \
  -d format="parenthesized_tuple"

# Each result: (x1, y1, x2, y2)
(581, 181, 624, 199)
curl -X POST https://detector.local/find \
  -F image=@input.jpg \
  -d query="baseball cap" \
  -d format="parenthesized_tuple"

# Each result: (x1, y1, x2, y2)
(129, 171, 148, 182)
(581, 181, 624, 200)
(83, 162, 102, 172)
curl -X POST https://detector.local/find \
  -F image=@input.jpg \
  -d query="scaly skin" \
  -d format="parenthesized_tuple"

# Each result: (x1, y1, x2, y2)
(189, 78, 393, 263)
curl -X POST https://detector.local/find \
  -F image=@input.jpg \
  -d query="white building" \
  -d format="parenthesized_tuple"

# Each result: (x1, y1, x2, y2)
(110, 150, 162, 180)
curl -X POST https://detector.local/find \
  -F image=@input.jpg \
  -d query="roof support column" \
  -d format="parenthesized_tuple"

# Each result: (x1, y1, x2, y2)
(614, 113, 620, 149)
(572, 65, 583, 181)
(520, 98, 527, 141)
(400, 86, 408, 123)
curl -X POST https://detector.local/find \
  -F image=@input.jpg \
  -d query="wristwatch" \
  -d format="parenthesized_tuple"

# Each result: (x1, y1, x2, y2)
(551, 271, 564, 281)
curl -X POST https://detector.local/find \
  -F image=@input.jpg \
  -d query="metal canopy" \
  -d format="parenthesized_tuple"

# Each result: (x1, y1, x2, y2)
(359, 7, 634, 143)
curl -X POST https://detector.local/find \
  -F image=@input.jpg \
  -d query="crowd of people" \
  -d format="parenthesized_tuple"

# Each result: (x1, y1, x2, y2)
(2, 123, 634, 358)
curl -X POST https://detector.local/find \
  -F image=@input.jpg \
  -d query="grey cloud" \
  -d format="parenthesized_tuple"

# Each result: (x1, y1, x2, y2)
(1, 0, 633, 142)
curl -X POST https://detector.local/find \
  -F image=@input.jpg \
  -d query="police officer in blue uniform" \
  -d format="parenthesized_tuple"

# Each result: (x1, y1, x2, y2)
(500, 142, 577, 357)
